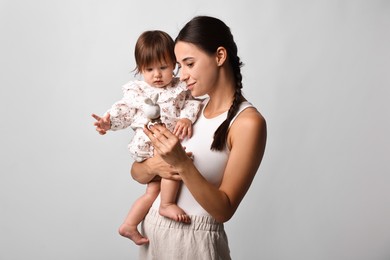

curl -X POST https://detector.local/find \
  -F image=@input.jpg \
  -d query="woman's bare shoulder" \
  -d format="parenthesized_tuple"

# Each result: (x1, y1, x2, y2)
(228, 107, 267, 149)
(235, 106, 266, 129)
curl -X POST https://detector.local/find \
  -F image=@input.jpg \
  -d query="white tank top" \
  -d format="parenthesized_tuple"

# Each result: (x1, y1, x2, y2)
(151, 98, 254, 216)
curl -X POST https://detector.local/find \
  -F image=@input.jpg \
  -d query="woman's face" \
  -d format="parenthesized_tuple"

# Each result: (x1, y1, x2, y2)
(175, 41, 218, 97)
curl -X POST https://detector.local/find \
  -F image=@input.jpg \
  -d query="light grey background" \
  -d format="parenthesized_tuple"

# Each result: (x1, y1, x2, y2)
(1, 1, 389, 259)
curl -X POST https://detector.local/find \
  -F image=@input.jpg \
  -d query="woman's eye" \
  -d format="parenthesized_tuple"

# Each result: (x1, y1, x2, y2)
(187, 63, 194, 68)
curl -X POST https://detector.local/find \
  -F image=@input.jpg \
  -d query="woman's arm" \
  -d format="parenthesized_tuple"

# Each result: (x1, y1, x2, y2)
(144, 108, 267, 223)
(131, 153, 182, 184)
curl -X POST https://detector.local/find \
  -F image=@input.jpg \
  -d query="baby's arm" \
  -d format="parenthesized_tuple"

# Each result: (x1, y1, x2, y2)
(173, 118, 193, 140)
(92, 100, 134, 134)
(95, 81, 141, 133)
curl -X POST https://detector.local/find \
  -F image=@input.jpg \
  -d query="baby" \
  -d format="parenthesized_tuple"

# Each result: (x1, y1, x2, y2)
(92, 30, 201, 245)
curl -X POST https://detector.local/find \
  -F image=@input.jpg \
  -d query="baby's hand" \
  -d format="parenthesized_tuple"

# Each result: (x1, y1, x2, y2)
(173, 118, 193, 140)
(92, 113, 111, 135)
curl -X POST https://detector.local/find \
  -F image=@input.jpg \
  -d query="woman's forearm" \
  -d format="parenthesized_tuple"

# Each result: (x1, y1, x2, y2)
(176, 159, 236, 223)
(131, 155, 182, 184)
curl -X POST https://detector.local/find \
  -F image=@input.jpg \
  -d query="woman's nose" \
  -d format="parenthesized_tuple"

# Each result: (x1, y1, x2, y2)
(179, 69, 188, 82)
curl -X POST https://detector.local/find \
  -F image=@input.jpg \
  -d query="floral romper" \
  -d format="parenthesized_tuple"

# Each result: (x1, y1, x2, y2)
(108, 78, 201, 162)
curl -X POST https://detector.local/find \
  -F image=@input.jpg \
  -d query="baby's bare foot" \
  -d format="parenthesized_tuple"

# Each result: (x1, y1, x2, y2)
(159, 204, 191, 223)
(118, 224, 149, 245)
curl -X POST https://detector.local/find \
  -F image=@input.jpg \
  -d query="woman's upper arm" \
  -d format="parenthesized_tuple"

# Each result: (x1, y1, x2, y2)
(220, 109, 267, 212)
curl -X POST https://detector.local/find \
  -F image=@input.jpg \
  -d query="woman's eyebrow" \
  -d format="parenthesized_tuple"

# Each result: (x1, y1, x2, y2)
(181, 57, 194, 62)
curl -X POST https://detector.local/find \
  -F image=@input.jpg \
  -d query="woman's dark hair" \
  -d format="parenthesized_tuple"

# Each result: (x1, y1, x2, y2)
(175, 16, 244, 151)
(134, 30, 176, 74)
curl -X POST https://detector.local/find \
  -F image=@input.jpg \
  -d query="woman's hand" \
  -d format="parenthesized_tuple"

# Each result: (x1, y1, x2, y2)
(143, 124, 191, 170)
(131, 152, 182, 184)
(145, 152, 183, 181)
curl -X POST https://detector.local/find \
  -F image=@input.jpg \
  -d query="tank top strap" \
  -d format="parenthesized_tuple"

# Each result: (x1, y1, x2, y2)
(229, 101, 254, 127)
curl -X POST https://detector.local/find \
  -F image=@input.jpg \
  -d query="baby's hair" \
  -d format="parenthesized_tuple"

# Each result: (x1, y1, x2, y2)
(134, 30, 176, 74)
(175, 16, 244, 151)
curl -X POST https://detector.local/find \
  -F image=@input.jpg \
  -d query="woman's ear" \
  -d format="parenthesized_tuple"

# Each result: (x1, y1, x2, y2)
(216, 47, 227, 66)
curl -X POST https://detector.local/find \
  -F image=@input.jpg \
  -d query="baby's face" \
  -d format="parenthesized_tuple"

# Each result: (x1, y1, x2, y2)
(141, 62, 174, 88)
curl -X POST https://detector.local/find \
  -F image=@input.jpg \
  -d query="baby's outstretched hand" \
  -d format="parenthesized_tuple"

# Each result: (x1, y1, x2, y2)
(173, 118, 193, 140)
(92, 113, 111, 135)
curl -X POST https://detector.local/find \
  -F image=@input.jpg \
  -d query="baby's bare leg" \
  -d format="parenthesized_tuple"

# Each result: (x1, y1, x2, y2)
(119, 181, 160, 245)
(159, 179, 190, 223)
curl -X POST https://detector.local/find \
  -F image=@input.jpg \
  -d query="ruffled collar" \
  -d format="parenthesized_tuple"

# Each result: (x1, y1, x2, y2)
(132, 78, 188, 103)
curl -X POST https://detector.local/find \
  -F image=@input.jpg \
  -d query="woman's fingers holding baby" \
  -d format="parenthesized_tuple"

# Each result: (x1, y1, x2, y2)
(146, 124, 175, 142)
(144, 124, 188, 166)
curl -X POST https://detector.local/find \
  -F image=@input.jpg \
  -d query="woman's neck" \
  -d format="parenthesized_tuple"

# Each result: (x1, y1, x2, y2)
(204, 86, 235, 118)
(203, 63, 237, 118)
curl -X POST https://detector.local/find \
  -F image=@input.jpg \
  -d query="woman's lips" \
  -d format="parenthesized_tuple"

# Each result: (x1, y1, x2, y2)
(186, 82, 195, 90)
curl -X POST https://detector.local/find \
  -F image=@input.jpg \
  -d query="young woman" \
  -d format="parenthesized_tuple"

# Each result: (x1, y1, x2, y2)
(132, 16, 267, 259)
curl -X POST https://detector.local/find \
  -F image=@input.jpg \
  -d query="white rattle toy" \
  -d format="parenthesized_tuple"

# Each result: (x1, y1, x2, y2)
(144, 93, 162, 129)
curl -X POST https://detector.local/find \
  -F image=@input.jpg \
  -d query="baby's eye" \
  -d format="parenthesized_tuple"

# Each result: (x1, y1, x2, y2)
(145, 68, 153, 72)
(160, 66, 168, 70)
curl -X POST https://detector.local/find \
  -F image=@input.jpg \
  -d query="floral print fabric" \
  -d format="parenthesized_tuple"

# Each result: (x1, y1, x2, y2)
(108, 78, 201, 162)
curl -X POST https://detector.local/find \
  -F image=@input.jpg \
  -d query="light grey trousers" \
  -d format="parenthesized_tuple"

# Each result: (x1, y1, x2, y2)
(139, 209, 231, 260)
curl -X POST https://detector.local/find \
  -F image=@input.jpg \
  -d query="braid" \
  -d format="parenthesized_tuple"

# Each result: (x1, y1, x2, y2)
(211, 55, 244, 151)
(175, 16, 244, 151)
